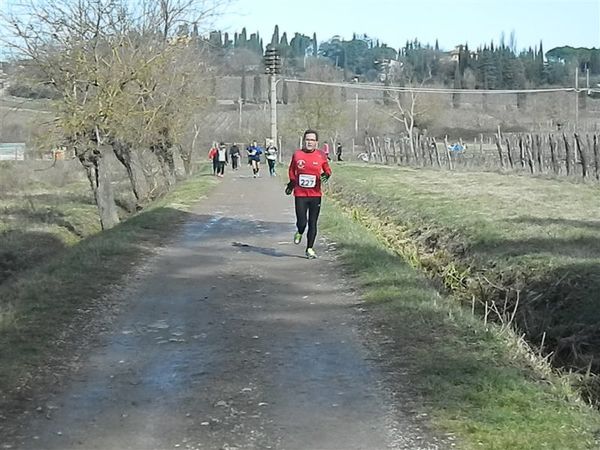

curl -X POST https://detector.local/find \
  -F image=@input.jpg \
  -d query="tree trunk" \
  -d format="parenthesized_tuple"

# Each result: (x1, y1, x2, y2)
(112, 140, 150, 206)
(172, 145, 187, 179)
(153, 144, 177, 188)
(82, 155, 120, 230)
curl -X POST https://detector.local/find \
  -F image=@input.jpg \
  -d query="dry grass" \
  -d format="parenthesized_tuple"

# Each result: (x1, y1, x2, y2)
(328, 163, 600, 375)
(321, 199, 600, 450)
(0, 163, 218, 413)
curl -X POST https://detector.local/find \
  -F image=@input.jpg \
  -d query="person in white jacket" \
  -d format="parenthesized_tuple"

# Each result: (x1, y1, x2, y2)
(265, 142, 278, 176)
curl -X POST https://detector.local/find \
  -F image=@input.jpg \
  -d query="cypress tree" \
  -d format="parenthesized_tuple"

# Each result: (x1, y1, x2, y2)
(280, 32, 289, 47)
(312, 33, 318, 56)
(241, 70, 247, 104)
(590, 49, 600, 75)
(452, 61, 461, 108)
(282, 79, 289, 105)
(240, 28, 247, 47)
(280, 32, 289, 58)
(271, 25, 279, 47)
(253, 74, 262, 103)
(537, 41, 545, 84)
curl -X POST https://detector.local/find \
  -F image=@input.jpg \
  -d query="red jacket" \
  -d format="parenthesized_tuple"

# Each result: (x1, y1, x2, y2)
(288, 149, 332, 197)
(208, 147, 218, 159)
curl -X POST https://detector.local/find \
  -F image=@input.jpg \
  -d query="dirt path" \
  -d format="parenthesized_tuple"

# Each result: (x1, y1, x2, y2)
(5, 169, 448, 450)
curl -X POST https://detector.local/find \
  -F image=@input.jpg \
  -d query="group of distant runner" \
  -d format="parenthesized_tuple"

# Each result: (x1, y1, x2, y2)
(208, 130, 339, 259)
(208, 140, 279, 178)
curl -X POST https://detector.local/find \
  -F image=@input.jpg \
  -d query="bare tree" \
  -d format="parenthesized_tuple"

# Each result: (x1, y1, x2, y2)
(388, 72, 434, 157)
(285, 64, 347, 142)
(2, 0, 222, 226)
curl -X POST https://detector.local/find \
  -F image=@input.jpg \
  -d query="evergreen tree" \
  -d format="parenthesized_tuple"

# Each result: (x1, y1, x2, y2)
(271, 25, 280, 47)
(253, 74, 262, 102)
(279, 32, 290, 58)
(239, 28, 247, 48)
(280, 32, 289, 47)
(248, 32, 262, 54)
(452, 61, 461, 108)
(241, 70, 247, 103)
(282, 79, 289, 104)
(312, 33, 318, 56)
(537, 41, 545, 84)
(590, 49, 600, 75)
(209, 30, 222, 48)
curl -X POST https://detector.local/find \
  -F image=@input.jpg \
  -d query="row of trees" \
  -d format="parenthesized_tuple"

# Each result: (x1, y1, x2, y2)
(204, 23, 597, 88)
(2, 0, 219, 229)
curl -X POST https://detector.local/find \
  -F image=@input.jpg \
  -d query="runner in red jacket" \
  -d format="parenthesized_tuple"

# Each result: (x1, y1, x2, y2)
(287, 129, 332, 259)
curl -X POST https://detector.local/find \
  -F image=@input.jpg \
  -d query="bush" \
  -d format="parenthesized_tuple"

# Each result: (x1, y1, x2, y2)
(6, 82, 60, 100)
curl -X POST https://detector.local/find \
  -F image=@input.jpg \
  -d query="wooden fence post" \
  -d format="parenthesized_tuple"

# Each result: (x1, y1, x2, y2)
(563, 133, 572, 176)
(593, 134, 599, 180)
(505, 136, 515, 169)
(574, 133, 588, 179)
(536, 134, 544, 173)
(549, 134, 559, 175)
(495, 126, 505, 169)
(401, 138, 409, 165)
(525, 134, 536, 174)
(432, 137, 442, 167)
(479, 133, 484, 156)
(424, 138, 433, 166)
(518, 135, 526, 169)
(444, 136, 454, 170)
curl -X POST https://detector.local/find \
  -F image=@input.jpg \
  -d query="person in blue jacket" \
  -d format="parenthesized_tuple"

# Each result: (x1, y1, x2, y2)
(246, 140, 263, 177)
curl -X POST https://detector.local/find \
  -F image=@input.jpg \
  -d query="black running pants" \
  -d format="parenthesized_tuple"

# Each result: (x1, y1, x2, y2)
(295, 196, 321, 249)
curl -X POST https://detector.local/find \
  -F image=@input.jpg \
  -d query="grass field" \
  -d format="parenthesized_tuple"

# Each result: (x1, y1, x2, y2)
(326, 163, 600, 381)
(321, 168, 600, 449)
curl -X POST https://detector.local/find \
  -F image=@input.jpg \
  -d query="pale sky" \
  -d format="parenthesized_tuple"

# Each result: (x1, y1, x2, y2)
(215, 0, 600, 52)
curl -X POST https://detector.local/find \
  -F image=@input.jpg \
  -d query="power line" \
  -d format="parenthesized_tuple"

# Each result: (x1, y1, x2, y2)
(284, 79, 579, 95)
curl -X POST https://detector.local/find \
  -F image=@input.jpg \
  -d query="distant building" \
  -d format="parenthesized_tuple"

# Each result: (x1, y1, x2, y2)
(446, 46, 478, 63)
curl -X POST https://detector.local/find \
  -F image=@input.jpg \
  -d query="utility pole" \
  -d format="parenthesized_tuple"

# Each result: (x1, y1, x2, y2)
(354, 93, 359, 139)
(270, 73, 277, 145)
(575, 66, 579, 130)
(238, 96, 243, 130)
(264, 45, 282, 147)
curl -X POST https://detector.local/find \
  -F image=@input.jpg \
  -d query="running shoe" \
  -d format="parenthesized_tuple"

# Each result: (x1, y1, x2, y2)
(305, 248, 317, 259)
(293, 232, 302, 245)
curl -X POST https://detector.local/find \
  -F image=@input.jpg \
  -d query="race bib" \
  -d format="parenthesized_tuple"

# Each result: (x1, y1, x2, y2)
(298, 174, 317, 188)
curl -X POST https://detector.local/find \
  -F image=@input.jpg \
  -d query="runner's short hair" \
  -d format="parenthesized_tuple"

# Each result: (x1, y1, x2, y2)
(303, 129, 319, 141)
